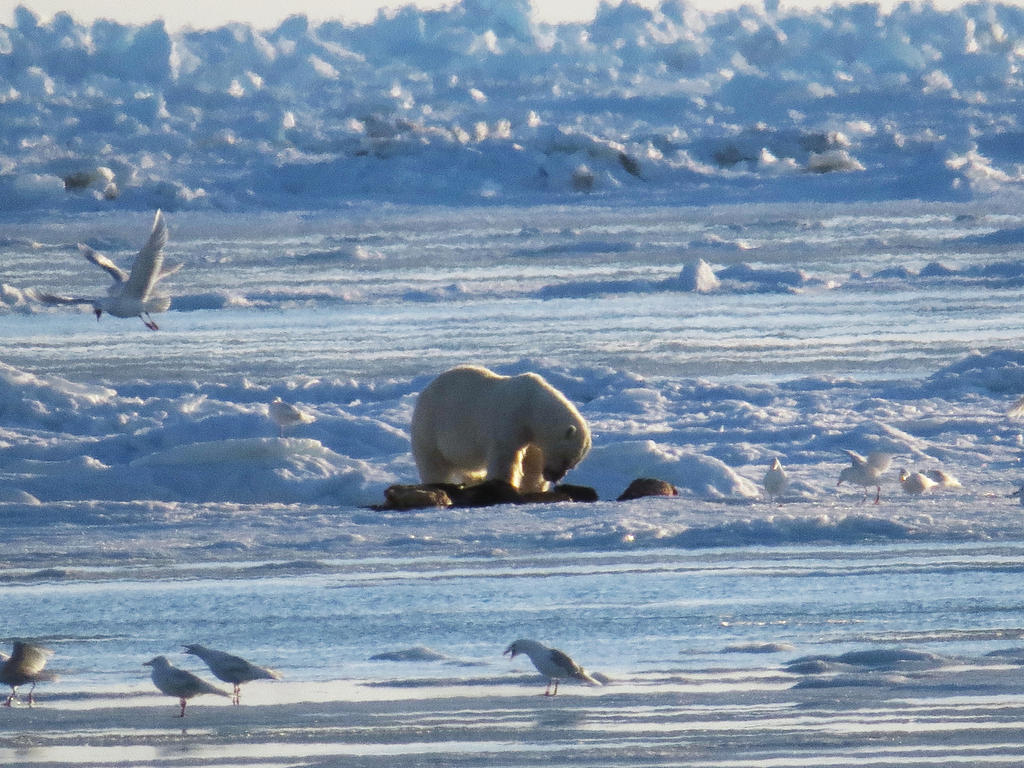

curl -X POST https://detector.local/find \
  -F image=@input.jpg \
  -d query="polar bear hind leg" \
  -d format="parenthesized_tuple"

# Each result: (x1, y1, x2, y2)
(413, 440, 486, 486)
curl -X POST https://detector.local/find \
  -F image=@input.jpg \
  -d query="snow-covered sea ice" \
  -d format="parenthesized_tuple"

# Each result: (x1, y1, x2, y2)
(4, 0, 1024, 764)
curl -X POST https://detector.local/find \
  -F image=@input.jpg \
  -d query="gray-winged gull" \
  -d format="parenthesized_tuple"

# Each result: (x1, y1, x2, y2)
(504, 638, 601, 696)
(37, 209, 178, 330)
(183, 644, 282, 705)
(144, 655, 229, 717)
(1, 641, 56, 707)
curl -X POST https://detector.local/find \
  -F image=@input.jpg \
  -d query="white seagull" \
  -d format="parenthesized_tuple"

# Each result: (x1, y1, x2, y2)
(144, 655, 229, 717)
(504, 638, 601, 696)
(38, 209, 179, 330)
(837, 450, 892, 504)
(898, 468, 937, 495)
(268, 397, 315, 436)
(763, 457, 789, 502)
(1, 641, 56, 707)
(183, 644, 282, 705)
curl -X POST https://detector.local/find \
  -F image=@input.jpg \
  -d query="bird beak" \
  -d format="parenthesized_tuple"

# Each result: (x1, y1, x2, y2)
(503, 646, 515, 658)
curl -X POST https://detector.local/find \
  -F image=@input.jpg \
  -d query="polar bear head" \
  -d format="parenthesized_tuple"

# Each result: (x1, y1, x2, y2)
(520, 373, 592, 483)
(540, 422, 591, 483)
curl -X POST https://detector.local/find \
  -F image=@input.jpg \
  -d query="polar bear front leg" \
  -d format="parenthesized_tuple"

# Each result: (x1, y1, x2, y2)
(485, 443, 529, 490)
(517, 444, 548, 494)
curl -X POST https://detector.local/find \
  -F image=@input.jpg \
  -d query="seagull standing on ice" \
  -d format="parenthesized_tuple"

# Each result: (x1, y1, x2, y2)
(143, 655, 229, 717)
(898, 468, 937, 495)
(763, 457, 788, 502)
(38, 209, 178, 330)
(268, 397, 315, 436)
(183, 644, 282, 705)
(504, 638, 601, 696)
(837, 450, 892, 504)
(1, 641, 55, 707)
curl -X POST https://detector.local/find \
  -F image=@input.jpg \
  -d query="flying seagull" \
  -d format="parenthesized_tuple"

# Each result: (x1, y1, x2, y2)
(837, 450, 892, 504)
(268, 397, 315, 437)
(143, 655, 229, 717)
(183, 644, 282, 705)
(1, 641, 56, 707)
(503, 638, 601, 696)
(38, 209, 179, 330)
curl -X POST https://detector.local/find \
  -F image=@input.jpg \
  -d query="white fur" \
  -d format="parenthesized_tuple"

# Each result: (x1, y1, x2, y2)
(411, 365, 591, 494)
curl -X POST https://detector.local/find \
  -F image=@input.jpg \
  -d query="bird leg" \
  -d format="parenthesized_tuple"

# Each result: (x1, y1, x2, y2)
(142, 314, 159, 331)
(27, 682, 37, 707)
(874, 485, 881, 504)
(3, 688, 15, 706)
(178, 698, 187, 718)
(233, 684, 241, 706)
(544, 679, 559, 696)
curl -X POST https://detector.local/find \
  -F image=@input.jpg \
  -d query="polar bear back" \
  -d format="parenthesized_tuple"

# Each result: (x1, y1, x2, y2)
(411, 365, 591, 493)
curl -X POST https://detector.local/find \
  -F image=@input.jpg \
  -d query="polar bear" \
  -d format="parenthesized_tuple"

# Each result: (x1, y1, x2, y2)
(411, 365, 591, 494)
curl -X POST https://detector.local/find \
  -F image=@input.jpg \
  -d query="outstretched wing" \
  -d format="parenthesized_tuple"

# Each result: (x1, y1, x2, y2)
(34, 292, 94, 307)
(866, 452, 892, 472)
(842, 449, 866, 467)
(79, 243, 128, 285)
(153, 261, 183, 286)
(124, 210, 167, 300)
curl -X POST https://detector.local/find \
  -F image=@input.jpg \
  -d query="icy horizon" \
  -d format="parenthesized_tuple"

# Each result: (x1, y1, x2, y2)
(3, 0, 1024, 211)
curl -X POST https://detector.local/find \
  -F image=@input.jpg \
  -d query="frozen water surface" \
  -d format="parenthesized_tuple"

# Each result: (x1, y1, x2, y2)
(6, 0, 1024, 762)
(3, 200, 1024, 766)
(5, 202, 1024, 383)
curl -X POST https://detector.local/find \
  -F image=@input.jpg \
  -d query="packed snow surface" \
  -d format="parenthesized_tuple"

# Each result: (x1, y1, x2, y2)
(4, 2, 1024, 767)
